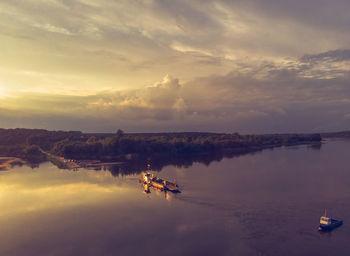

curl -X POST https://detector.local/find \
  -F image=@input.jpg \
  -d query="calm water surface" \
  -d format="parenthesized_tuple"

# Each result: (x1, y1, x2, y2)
(1, 139, 350, 256)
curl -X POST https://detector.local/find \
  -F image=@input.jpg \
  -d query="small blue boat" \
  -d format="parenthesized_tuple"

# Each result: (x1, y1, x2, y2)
(318, 209, 343, 231)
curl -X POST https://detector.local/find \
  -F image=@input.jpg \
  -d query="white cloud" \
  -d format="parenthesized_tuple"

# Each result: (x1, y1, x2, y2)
(32, 23, 73, 35)
(170, 42, 213, 57)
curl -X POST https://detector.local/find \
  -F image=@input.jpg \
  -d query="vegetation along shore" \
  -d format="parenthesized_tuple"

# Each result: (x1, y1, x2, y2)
(0, 128, 330, 169)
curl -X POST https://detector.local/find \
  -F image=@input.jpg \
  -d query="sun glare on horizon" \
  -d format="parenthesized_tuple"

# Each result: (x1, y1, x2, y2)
(0, 86, 6, 98)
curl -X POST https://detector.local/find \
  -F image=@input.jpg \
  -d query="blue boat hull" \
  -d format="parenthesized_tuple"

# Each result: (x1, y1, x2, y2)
(318, 219, 343, 231)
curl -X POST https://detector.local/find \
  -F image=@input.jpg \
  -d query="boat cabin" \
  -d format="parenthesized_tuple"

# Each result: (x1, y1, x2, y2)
(320, 216, 331, 225)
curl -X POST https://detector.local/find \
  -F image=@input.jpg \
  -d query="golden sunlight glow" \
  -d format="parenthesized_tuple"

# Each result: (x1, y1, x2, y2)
(0, 182, 127, 217)
(0, 86, 5, 97)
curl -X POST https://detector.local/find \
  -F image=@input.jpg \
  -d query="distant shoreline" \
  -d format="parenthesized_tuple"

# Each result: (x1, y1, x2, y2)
(1, 128, 349, 171)
(0, 128, 333, 170)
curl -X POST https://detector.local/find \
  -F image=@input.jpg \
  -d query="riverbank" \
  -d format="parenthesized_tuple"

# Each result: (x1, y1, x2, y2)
(0, 128, 322, 170)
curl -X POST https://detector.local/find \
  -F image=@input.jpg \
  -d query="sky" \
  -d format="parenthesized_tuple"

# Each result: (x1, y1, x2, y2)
(1, 0, 350, 133)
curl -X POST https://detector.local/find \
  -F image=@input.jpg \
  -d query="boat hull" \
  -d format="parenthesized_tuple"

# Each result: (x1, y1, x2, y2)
(318, 219, 343, 231)
(151, 181, 165, 190)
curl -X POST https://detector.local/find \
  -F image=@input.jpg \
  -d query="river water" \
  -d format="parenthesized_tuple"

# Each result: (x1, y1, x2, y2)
(0, 139, 350, 256)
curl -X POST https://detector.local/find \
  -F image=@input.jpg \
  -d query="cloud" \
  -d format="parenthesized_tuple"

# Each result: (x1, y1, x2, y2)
(173, 98, 187, 112)
(1, 1, 350, 132)
(1, 49, 350, 133)
(2, 0, 350, 96)
(300, 49, 350, 63)
(170, 42, 213, 57)
(32, 23, 73, 35)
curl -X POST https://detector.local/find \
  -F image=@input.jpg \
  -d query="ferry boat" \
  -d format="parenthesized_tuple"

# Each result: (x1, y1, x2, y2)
(141, 172, 180, 193)
(318, 210, 343, 231)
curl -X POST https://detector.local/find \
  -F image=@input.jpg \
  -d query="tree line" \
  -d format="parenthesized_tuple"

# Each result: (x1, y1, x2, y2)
(0, 128, 321, 163)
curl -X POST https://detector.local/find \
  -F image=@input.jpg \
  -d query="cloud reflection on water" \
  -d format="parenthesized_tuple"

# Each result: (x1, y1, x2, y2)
(0, 163, 135, 217)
